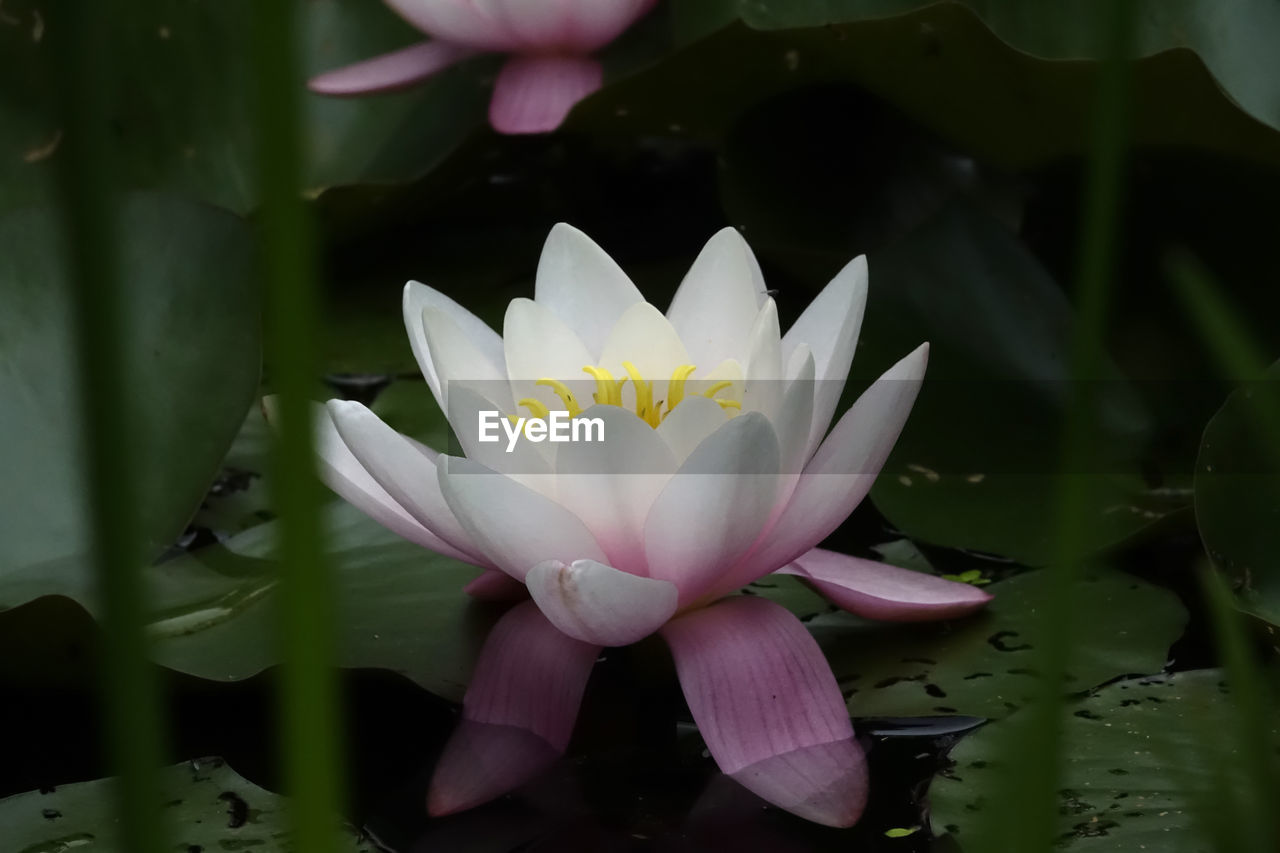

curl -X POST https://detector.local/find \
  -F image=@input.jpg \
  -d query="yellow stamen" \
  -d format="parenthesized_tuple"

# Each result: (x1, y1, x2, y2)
(535, 378, 581, 417)
(622, 361, 660, 427)
(582, 365, 625, 406)
(702, 379, 733, 400)
(517, 398, 550, 420)
(666, 364, 697, 415)
(714, 399, 742, 411)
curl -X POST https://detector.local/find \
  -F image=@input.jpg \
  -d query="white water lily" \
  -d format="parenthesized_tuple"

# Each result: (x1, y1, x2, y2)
(281, 225, 991, 826)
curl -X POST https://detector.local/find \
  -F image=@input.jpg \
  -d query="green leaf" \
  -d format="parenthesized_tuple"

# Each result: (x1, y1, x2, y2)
(650, 0, 1280, 167)
(0, 757, 374, 851)
(0, 194, 259, 610)
(147, 503, 496, 701)
(1195, 362, 1280, 628)
(807, 567, 1186, 719)
(0, 0, 491, 214)
(929, 669, 1280, 851)
(855, 204, 1168, 564)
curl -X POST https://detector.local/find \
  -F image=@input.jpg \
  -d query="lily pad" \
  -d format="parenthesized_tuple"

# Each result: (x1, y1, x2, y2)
(0, 194, 259, 610)
(0, 0, 492, 214)
(856, 204, 1167, 565)
(806, 567, 1186, 719)
(929, 669, 1280, 851)
(1195, 363, 1280, 628)
(0, 756, 373, 851)
(664, 1, 1280, 161)
(147, 502, 496, 702)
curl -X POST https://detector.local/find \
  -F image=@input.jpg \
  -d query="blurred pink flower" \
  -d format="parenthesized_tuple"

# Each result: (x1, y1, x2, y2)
(270, 224, 992, 826)
(309, 0, 657, 134)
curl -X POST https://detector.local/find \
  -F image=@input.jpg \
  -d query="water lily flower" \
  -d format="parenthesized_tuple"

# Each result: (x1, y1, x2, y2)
(284, 224, 992, 826)
(308, 0, 656, 134)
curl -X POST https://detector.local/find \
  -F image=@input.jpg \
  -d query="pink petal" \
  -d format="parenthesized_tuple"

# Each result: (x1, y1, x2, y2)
(308, 41, 478, 96)
(463, 569, 530, 601)
(526, 559, 678, 645)
(661, 596, 868, 827)
(428, 601, 599, 816)
(488, 54, 602, 135)
(781, 548, 992, 622)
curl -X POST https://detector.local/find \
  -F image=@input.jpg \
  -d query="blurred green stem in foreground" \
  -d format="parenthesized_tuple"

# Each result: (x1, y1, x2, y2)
(50, 1, 168, 851)
(249, 0, 346, 849)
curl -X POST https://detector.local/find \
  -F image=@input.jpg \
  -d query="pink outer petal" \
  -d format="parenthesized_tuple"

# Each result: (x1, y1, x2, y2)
(661, 596, 868, 827)
(526, 559, 678, 646)
(308, 41, 478, 96)
(488, 54, 602, 135)
(780, 548, 993, 622)
(428, 601, 599, 816)
(463, 569, 530, 601)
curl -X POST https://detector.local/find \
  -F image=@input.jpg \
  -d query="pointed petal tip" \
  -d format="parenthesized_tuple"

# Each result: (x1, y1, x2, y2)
(489, 55, 602, 135)
(728, 738, 868, 828)
(426, 720, 559, 817)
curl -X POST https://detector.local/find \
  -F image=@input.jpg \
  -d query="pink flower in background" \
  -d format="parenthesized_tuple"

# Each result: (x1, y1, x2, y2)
(272, 224, 992, 826)
(309, 0, 657, 134)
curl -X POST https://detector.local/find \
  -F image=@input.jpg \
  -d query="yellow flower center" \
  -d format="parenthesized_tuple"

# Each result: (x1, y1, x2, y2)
(517, 363, 741, 428)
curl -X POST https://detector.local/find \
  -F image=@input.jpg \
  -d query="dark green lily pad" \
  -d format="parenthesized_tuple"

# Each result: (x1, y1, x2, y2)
(658, 0, 1280, 164)
(929, 669, 1280, 851)
(857, 204, 1170, 565)
(806, 567, 1186, 719)
(0, 756, 373, 852)
(148, 502, 496, 702)
(0, 194, 259, 610)
(0, 0, 492, 214)
(1195, 363, 1280, 628)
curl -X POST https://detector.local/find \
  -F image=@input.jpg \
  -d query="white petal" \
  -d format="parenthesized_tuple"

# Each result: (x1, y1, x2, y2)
(723, 344, 928, 591)
(781, 256, 868, 458)
(534, 223, 643, 358)
(327, 400, 487, 563)
(644, 412, 780, 603)
(655, 395, 729, 464)
(526, 558, 678, 645)
(667, 228, 768, 369)
(502, 297, 596, 413)
(437, 455, 608, 580)
(422, 306, 511, 413)
(265, 398, 481, 563)
(741, 298, 783, 420)
(403, 282, 504, 411)
(552, 405, 675, 576)
(447, 383, 553, 481)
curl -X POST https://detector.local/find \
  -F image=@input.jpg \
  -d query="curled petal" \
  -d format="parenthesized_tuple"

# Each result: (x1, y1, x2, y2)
(489, 54, 602, 135)
(661, 596, 867, 827)
(781, 548, 992, 622)
(308, 41, 477, 96)
(428, 602, 599, 815)
(527, 559, 678, 645)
